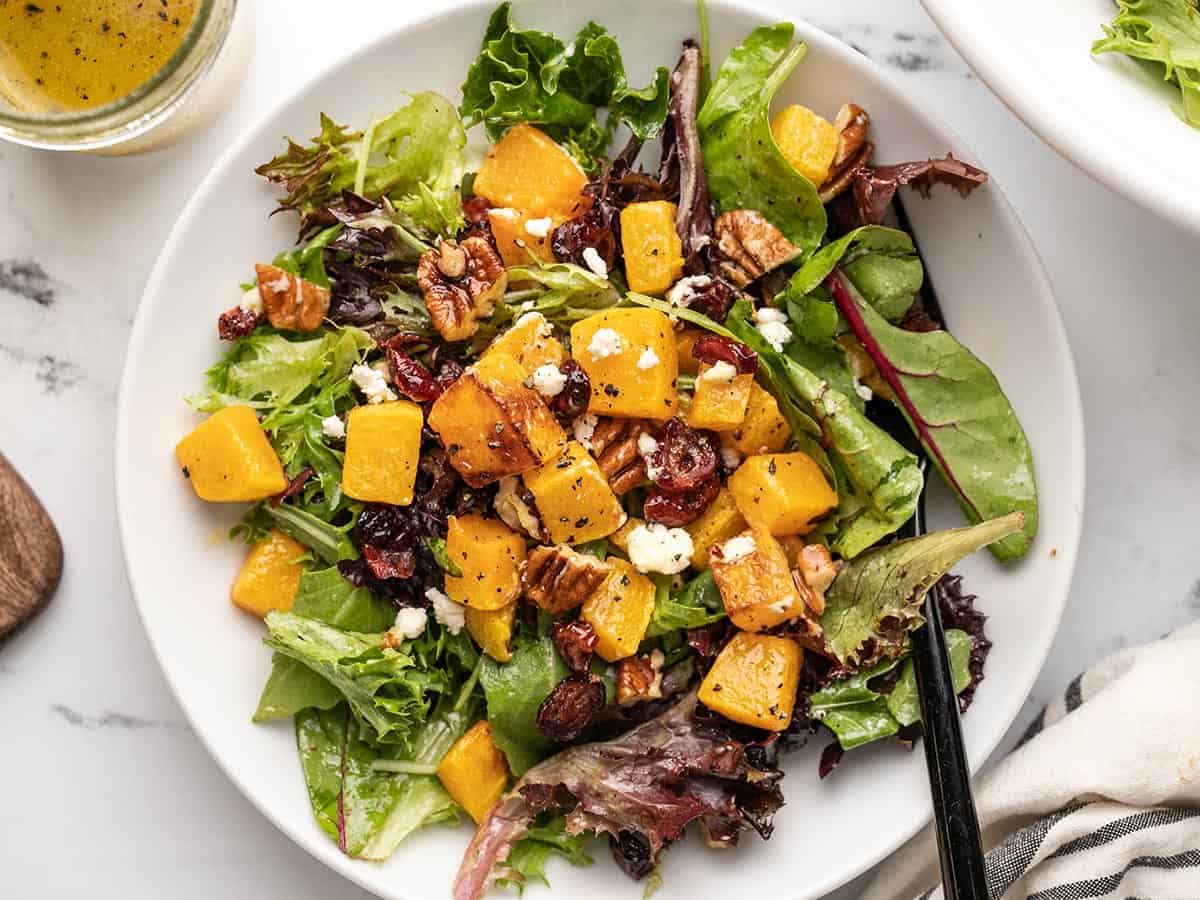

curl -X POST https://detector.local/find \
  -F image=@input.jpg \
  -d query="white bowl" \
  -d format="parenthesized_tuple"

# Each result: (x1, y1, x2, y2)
(116, 2, 1085, 898)
(921, 0, 1200, 236)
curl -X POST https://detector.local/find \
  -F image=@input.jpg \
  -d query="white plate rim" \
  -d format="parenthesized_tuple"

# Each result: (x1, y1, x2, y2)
(115, 2, 1087, 897)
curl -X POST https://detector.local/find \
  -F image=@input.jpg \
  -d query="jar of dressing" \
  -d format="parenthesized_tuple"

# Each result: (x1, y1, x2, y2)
(0, 0, 253, 152)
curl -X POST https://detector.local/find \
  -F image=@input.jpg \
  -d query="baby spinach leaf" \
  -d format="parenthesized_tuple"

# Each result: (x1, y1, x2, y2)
(697, 23, 826, 254)
(480, 636, 570, 775)
(645, 570, 726, 637)
(820, 512, 1025, 669)
(885, 629, 971, 727)
(785, 225, 921, 321)
(830, 273, 1038, 560)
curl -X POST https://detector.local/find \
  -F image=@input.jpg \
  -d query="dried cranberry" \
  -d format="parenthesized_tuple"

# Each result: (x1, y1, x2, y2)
(270, 467, 315, 508)
(462, 196, 491, 226)
(551, 211, 617, 270)
(536, 674, 606, 742)
(362, 543, 415, 580)
(648, 418, 718, 494)
(610, 831, 655, 880)
(217, 305, 263, 341)
(550, 359, 591, 420)
(693, 335, 758, 375)
(552, 620, 599, 675)
(685, 277, 735, 322)
(818, 742, 844, 779)
(431, 353, 465, 395)
(643, 474, 720, 527)
(686, 621, 734, 660)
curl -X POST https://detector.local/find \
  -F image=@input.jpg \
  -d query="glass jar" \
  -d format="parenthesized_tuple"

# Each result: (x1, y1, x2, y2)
(0, 0, 253, 153)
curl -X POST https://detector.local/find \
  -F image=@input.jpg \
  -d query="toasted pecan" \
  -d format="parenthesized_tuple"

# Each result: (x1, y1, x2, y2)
(521, 545, 612, 614)
(589, 417, 651, 494)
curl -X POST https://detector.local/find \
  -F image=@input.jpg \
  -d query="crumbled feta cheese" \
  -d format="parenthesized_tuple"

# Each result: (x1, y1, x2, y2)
(637, 433, 661, 481)
(350, 363, 396, 404)
(720, 534, 757, 563)
(519, 299, 536, 312)
(523, 216, 553, 238)
(700, 360, 739, 384)
(665, 274, 712, 308)
(626, 523, 694, 575)
(515, 310, 553, 339)
(426, 587, 465, 635)
(636, 348, 660, 370)
(239, 287, 263, 315)
(754, 305, 793, 352)
(530, 363, 567, 397)
(853, 376, 874, 402)
(320, 415, 346, 440)
(720, 445, 742, 471)
(573, 413, 599, 451)
(388, 607, 427, 642)
(269, 274, 293, 293)
(587, 327, 623, 361)
(582, 246, 609, 278)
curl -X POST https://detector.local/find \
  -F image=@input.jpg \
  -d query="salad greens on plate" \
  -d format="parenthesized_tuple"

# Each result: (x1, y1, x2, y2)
(172, 3, 1036, 897)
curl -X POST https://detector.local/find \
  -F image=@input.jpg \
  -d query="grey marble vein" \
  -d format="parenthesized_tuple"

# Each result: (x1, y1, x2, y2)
(50, 704, 188, 731)
(0, 258, 55, 306)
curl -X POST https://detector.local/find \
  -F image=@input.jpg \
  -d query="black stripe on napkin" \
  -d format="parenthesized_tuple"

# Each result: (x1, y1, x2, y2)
(1027, 849, 1200, 900)
(1064, 673, 1084, 713)
(1047, 808, 1200, 859)
(985, 803, 1090, 897)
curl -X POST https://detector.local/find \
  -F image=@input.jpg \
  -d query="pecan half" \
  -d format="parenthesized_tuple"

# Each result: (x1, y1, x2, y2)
(714, 210, 802, 287)
(589, 417, 651, 494)
(795, 543, 840, 616)
(616, 649, 665, 705)
(521, 545, 612, 614)
(254, 263, 331, 332)
(494, 475, 545, 541)
(819, 104, 873, 204)
(417, 236, 507, 342)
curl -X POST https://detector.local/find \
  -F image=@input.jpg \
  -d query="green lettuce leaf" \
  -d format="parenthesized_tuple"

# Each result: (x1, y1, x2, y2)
(1093, 0, 1200, 127)
(646, 570, 726, 637)
(820, 513, 1025, 669)
(460, 3, 669, 172)
(480, 636, 569, 775)
(498, 815, 595, 891)
(697, 23, 826, 255)
(886, 629, 971, 727)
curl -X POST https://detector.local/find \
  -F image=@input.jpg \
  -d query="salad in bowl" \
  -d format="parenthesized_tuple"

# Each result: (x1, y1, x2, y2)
(172, 4, 1037, 897)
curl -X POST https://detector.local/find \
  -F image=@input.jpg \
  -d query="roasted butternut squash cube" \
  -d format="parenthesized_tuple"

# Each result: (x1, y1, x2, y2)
(582, 559, 657, 662)
(466, 602, 516, 662)
(709, 527, 806, 631)
(684, 488, 747, 570)
(230, 530, 306, 618)
(522, 441, 625, 545)
(687, 364, 753, 432)
(487, 208, 556, 268)
(770, 104, 840, 186)
(436, 720, 510, 823)
(728, 453, 838, 536)
(570, 308, 678, 419)
(341, 400, 424, 506)
(699, 632, 803, 731)
(480, 312, 566, 375)
(724, 382, 790, 456)
(620, 201, 685, 296)
(675, 328, 704, 375)
(176, 405, 288, 502)
(443, 513, 525, 611)
(428, 352, 567, 488)
(473, 124, 589, 220)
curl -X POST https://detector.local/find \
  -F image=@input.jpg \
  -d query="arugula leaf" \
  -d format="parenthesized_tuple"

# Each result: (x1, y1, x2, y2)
(697, 23, 826, 255)
(1094, 0, 1200, 128)
(820, 513, 1025, 669)
(460, 4, 669, 172)
(499, 815, 595, 891)
(829, 273, 1038, 560)
(646, 570, 726, 637)
(480, 636, 570, 775)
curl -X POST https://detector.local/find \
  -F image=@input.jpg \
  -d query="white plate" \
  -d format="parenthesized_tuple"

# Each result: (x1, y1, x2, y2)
(921, 0, 1200, 235)
(115, 2, 1085, 898)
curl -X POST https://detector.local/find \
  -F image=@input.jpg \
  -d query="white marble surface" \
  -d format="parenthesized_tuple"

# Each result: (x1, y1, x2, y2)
(1, 1, 1198, 898)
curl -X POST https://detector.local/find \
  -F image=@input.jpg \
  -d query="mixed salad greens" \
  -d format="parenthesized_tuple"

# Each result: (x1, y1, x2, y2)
(175, 4, 1037, 896)
(1094, 0, 1200, 127)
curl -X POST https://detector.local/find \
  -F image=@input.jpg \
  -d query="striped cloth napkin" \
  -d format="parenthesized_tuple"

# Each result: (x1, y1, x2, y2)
(862, 622, 1200, 899)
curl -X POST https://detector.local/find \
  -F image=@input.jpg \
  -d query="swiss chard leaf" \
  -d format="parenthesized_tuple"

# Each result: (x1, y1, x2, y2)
(645, 570, 726, 637)
(820, 512, 1025, 669)
(697, 23, 826, 254)
(830, 273, 1038, 560)
(480, 636, 570, 776)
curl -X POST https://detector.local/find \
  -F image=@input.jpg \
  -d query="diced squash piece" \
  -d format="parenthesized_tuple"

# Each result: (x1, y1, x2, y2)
(466, 602, 517, 662)
(724, 382, 790, 456)
(436, 721, 510, 823)
(620, 201, 685, 296)
(487, 208, 556, 268)
(443, 514, 525, 611)
(779, 535, 806, 568)
(341, 400, 424, 506)
(609, 517, 643, 554)
(570, 308, 678, 419)
(709, 527, 806, 631)
(684, 489, 747, 570)
(473, 124, 589, 220)
(230, 530, 306, 618)
(480, 311, 566, 375)
(582, 559, 657, 662)
(675, 328, 704, 375)
(698, 632, 803, 731)
(770, 104, 840, 186)
(687, 364, 753, 432)
(728, 453, 838, 536)
(522, 441, 626, 544)
(176, 406, 288, 502)
(428, 352, 566, 488)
